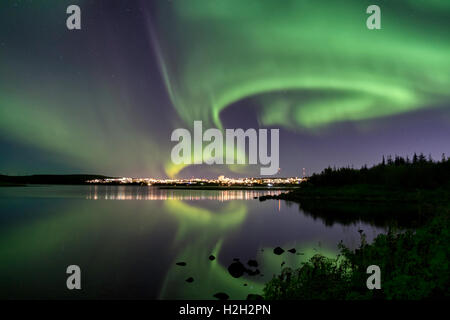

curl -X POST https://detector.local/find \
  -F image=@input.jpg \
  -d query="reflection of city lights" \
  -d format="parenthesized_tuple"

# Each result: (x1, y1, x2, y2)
(86, 185, 284, 201)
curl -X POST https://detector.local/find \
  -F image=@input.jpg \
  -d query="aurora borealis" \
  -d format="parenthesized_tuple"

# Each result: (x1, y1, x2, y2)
(1, 1, 449, 301)
(1, 0, 449, 177)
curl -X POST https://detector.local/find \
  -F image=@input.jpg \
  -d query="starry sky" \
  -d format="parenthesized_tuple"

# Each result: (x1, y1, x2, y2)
(1, 0, 449, 178)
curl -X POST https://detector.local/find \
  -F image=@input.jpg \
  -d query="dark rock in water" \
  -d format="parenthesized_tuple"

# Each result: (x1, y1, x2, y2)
(288, 248, 296, 254)
(243, 283, 248, 286)
(281, 261, 285, 267)
(213, 292, 229, 300)
(176, 262, 187, 266)
(185, 277, 194, 283)
(247, 268, 260, 276)
(273, 247, 285, 255)
(209, 255, 216, 261)
(247, 259, 258, 267)
(247, 294, 264, 300)
(228, 261, 246, 278)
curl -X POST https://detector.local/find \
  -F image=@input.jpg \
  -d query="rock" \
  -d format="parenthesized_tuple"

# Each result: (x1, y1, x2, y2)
(247, 268, 260, 276)
(185, 277, 194, 283)
(176, 262, 186, 266)
(288, 248, 296, 254)
(209, 255, 216, 261)
(228, 261, 246, 278)
(273, 247, 285, 255)
(213, 292, 229, 300)
(247, 259, 258, 267)
(281, 261, 285, 267)
(243, 283, 248, 286)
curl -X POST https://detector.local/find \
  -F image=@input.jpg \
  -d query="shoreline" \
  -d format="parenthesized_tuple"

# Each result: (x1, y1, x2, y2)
(258, 184, 450, 204)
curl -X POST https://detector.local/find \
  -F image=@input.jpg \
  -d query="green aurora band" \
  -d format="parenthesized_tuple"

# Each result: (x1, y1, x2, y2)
(1, 0, 449, 177)
(152, 0, 450, 131)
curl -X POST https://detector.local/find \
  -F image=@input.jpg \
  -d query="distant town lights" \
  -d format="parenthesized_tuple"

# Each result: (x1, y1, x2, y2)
(86, 176, 306, 186)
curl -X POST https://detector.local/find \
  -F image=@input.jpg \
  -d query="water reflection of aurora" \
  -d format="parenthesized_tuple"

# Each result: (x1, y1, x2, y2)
(0, 188, 347, 299)
(159, 199, 337, 299)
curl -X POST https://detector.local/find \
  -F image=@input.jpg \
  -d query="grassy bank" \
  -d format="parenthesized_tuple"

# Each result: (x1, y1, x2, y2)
(263, 209, 450, 300)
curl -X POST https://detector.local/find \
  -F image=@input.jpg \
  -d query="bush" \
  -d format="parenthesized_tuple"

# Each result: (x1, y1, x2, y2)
(263, 211, 450, 300)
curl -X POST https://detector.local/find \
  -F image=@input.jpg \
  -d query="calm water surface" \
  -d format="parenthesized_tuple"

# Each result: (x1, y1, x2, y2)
(0, 185, 386, 299)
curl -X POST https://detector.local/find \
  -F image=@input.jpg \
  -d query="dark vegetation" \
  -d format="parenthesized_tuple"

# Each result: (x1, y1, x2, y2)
(306, 153, 450, 190)
(264, 210, 450, 300)
(261, 153, 450, 202)
(262, 154, 450, 300)
(260, 154, 450, 227)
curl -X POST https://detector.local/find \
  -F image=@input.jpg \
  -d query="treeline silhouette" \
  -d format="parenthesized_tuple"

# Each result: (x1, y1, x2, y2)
(306, 153, 450, 190)
(0, 174, 111, 185)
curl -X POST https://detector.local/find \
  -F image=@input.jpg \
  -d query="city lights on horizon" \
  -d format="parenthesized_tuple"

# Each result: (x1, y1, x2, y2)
(86, 175, 307, 186)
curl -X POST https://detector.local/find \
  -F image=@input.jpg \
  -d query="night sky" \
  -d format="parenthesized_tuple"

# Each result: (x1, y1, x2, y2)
(1, 0, 449, 178)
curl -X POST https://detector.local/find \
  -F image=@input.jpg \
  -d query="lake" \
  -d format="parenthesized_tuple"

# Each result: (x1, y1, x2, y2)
(0, 185, 387, 299)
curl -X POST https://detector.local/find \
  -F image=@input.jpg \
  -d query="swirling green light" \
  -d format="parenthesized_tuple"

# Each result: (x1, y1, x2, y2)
(152, 0, 450, 132)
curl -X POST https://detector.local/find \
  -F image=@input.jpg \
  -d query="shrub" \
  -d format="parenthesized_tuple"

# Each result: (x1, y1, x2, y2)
(263, 212, 450, 300)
